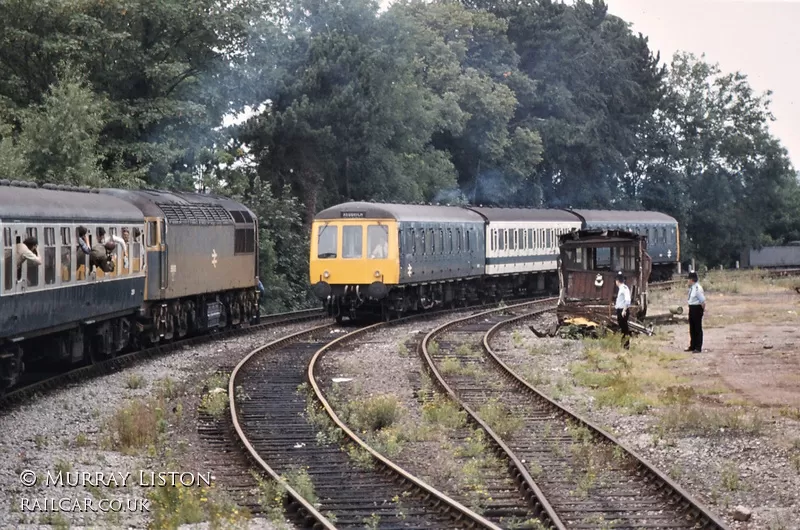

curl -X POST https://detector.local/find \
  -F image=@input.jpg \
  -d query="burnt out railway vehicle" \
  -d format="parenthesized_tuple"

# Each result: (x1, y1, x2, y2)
(0, 182, 259, 393)
(310, 202, 677, 321)
(557, 229, 652, 323)
(567, 210, 678, 281)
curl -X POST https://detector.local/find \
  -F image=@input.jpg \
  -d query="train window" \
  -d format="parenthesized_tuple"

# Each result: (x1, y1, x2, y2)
(490, 230, 495, 251)
(235, 228, 256, 254)
(60, 228, 72, 282)
(409, 229, 416, 254)
(420, 229, 426, 255)
(429, 229, 435, 254)
(546, 230, 552, 248)
(24, 227, 40, 288)
(438, 229, 444, 254)
(131, 227, 142, 273)
(398, 229, 402, 255)
(317, 225, 337, 259)
(446, 229, 452, 254)
(44, 227, 56, 285)
(661, 228, 667, 244)
(368, 225, 388, 259)
(509, 230, 516, 251)
(146, 222, 158, 247)
(498, 229, 505, 251)
(519, 229, 525, 250)
(456, 228, 462, 252)
(466, 230, 471, 252)
(342, 226, 363, 259)
(3, 227, 11, 292)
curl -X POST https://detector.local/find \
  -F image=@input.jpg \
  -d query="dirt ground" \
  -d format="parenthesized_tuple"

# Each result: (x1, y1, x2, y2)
(650, 274, 800, 409)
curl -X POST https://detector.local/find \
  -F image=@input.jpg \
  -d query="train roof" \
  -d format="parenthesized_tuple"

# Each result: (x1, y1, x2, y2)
(568, 209, 677, 224)
(315, 202, 484, 223)
(0, 184, 143, 223)
(560, 229, 644, 247)
(100, 189, 256, 225)
(466, 206, 580, 222)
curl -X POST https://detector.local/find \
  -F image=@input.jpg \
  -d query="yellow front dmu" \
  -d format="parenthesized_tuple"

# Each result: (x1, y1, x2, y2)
(309, 216, 398, 304)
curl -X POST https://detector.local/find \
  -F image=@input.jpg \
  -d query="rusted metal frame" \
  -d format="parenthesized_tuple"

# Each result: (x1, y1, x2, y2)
(308, 321, 501, 530)
(229, 324, 339, 530)
(419, 299, 566, 530)
(483, 310, 729, 530)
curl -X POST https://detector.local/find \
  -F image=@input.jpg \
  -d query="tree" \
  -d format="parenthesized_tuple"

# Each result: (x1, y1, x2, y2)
(0, 0, 258, 187)
(460, 0, 664, 207)
(639, 53, 797, 265)
(0, 64, 109, 187)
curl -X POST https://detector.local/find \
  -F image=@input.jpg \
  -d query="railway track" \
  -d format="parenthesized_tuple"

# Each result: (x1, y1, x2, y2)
(0, 307, 327, 410)
(420, 300, 728, 530)
(230, 318, 504, 529)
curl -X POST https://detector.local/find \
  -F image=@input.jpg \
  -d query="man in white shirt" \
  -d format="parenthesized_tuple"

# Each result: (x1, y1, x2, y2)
(686, 272, 706, 353)
(614, 273, 632, 350)
(15, 236, 42, 280)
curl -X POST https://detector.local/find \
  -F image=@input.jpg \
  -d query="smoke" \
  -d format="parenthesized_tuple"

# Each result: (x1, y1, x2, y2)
(432, 187, 468, 205)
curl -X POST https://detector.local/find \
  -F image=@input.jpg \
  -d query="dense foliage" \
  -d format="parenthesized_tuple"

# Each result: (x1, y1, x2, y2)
(1, 0, 797, 308)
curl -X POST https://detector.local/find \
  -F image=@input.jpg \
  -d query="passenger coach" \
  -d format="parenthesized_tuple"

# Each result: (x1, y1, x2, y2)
(0, 183, 146, 390)
(310, 202, 486, 321)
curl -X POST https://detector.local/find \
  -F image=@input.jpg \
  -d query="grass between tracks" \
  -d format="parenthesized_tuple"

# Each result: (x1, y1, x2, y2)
(95, 371, 253, 530)
(302, 357, 523, 517)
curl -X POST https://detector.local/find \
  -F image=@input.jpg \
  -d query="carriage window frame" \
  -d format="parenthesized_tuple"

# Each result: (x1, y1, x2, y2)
(456, 228, 462, 253)
(60, 227, 72, 283)
(466, 229, 471, 252)
(43, 227, 56, 285)
(24, 226, 40, 288)
(3, 227, 12, 292)
(498, 229, 505, 251)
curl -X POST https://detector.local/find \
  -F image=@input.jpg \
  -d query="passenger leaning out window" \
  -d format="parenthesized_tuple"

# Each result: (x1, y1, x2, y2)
(16, 237, 42, 279)
(90, 241, 117, 273)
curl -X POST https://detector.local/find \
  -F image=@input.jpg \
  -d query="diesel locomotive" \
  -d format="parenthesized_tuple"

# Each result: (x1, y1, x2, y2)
(309, 202, 679, 320)
(0, 181, 259, 393)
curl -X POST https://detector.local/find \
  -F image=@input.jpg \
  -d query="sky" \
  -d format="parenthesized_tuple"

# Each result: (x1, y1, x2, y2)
(604, 0, 800, 166)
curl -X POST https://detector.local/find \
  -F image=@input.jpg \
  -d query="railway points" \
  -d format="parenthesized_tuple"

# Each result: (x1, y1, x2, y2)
(421, 301, 728, 529)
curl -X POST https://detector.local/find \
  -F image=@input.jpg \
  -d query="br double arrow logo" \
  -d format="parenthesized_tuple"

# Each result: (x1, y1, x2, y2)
(211, 249, 218, 268)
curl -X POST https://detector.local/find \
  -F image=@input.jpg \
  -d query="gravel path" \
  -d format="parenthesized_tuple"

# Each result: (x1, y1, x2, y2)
(492, 312, 800, 530)
(0, 323, 312, 530)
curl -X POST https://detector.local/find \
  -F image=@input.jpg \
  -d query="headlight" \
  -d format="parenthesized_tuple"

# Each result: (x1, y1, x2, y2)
(374, 270, 381, 278)
(323, 271, 330, 279)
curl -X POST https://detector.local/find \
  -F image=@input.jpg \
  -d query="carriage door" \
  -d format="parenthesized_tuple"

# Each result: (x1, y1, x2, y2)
(145, 219, 165, 298)
(159, 220, 168, 290)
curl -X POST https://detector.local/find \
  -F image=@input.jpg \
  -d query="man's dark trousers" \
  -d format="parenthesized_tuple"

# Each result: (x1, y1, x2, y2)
(616, 308, 631, 350)
(688, 305, 704, 351)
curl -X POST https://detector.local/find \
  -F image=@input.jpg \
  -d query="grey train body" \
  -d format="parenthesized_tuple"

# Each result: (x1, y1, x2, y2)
(0, 182, 259, 392)
(313, 202, 679, 319)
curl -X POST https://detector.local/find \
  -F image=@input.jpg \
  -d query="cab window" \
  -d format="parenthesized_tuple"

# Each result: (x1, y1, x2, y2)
(342, 226, 362, 259)
(147, 222, 158, 247)
(317, 225, 337, 259)
(367, 225, 388, 259)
